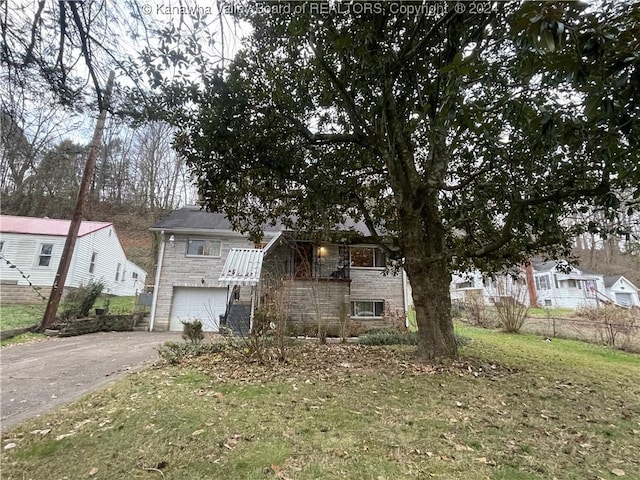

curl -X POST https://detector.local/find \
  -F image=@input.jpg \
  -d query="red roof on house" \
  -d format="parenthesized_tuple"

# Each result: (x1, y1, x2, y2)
(0, 215, 112, 237)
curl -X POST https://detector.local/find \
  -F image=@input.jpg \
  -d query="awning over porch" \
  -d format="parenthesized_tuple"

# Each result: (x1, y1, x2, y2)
(219, 248, 265, 286)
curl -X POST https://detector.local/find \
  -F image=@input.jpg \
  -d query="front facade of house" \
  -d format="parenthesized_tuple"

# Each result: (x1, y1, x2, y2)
(0, 215, 147, 303)
(149, 206, 410, 333)
(450, 260, 638, 309)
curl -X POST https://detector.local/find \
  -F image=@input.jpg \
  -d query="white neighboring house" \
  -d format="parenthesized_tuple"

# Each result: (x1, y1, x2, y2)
(531, 261, 606, 309)
(603, 276, 640, 307)
(450, 261, 638, 309)
(0, 215, 147, 302)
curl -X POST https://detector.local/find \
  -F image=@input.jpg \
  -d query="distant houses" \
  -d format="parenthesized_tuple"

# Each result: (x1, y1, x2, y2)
(450, 260, 639, 309)
(0, 215, 147, 304)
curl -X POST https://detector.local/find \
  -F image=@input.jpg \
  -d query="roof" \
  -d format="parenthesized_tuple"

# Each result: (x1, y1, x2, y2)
(532, 260, 599, 276)
(151, 205, 379, 237)
(219, 248, 265, 286)
(0, 215, 112, 237)
(150, 206, 283, 233)
(603, 275, 622, 288)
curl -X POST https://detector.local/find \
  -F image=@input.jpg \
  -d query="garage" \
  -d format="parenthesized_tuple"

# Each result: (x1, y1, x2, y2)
(615, 292, 632, 307)
(169, 287, 227, 332)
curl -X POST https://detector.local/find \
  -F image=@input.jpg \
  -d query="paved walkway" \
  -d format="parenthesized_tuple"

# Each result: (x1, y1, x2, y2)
(1, 331, 183, 433)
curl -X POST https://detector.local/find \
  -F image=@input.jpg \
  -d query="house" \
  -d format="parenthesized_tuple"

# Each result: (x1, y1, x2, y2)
(530, 260, 606, 309)
(603, 276, 640, 307)
(148, 206, 410, 333)
(450, 259, 640, 309)
(0, 215, 147, 304)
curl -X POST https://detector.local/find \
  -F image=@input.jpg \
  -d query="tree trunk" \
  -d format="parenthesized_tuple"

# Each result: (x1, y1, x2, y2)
(405, 255, 458, 360)
(399, 202, 458, 360)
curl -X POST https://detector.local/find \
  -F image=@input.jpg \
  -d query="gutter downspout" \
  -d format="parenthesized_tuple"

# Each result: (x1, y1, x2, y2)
(149, 231, 166, 332)
(402, 267, 410, 328)
(249, 285, 256, 334)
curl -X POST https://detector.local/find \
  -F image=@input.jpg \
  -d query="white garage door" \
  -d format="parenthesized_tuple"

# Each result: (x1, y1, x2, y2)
(169, 287, 227, 332)
(615, 292, 632, 307)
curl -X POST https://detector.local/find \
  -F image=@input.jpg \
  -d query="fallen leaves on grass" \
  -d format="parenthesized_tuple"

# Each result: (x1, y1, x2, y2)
(177, 343, 517, 386)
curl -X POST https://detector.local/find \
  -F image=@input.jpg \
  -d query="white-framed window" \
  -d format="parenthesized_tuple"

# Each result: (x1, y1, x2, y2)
(351, 300, 384, 318)
(564, 279, 581, 289)
(457, 281, 474, 289)
(37, 243, 54, 267)
(535, 275, 551, 290)
(186, 239, 221, 257)
(115, 263, 121, 281)
(132, 272, 138, 280)
(89, 251, 97, 273)
(350, 246, 386, 268)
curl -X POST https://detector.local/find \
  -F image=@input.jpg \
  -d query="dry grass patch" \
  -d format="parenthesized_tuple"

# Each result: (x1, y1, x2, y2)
(2, 329, 639, 480)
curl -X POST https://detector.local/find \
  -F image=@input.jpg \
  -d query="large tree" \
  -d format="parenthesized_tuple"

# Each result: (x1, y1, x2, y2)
(171, 1, 637, 359)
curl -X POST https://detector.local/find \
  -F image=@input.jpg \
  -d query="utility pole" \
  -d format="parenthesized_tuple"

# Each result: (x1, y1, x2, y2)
(37, 71, 115, 332)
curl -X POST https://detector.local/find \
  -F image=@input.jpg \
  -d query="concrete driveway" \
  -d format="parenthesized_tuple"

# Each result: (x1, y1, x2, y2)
(1, 331, 183, 433)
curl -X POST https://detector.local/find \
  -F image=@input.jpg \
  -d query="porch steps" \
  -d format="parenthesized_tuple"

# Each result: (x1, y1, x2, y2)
(225, 303, 251, 337)
(133, 314, 150, 332)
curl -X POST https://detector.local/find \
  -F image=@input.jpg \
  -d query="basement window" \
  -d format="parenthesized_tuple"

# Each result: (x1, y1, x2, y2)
(351, 300, 384, 318)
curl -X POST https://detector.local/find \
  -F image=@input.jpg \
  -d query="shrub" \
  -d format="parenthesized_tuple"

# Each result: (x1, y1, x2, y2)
(495, 297, 529, 333)
(60, 280, 104, 319)
(576, 306, 638, 350)
(359, 329, 470, 348)
(157, 341, 223, 365)
(463, 292, 492, 328)
(359, 330, 418, 346)
(182, 320, 205, 345)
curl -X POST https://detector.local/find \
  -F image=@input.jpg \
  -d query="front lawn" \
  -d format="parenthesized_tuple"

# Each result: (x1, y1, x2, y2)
(0, 304, 45, 331)
(2, 327, 639, 479)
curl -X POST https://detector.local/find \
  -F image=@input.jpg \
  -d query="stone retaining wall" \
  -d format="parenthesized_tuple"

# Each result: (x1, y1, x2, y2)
(58, 315, 135, 337)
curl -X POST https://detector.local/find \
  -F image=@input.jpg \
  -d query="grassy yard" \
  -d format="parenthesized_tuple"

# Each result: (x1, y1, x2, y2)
(2, 327, 639, 479)
(0, 296, 136, 331)
(0, 304, 45, 331)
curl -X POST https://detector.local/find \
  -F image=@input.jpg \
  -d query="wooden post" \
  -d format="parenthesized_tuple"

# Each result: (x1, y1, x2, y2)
(37, 71, 115, 332)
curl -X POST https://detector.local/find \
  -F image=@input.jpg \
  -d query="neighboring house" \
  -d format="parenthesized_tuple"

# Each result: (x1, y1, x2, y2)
(603, 276, 640, 307)
(530, 261, 606, 309)
(450, 260, 637, 309)
(149, 206, 411, 333)
(0, 215, 147, 304)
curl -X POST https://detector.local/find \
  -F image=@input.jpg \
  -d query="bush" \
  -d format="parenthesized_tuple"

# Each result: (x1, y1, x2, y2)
(360, 330, 418, 346)
(359, 329, 471, 347)
(157, 341, 223, 365)
(60, 280, 104, 320)
(495, 297, 529, 333)
(576, 306, 638, 350)
(182, 320, 205, 345)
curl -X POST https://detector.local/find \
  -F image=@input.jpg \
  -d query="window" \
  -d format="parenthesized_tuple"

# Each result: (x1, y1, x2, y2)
(89, 252, 97, 274)
(38, 243, 54, 267)
(351, 300, 384, 318)
(350, 246, 386, 268)
(0, 240, 4, 253)
(457, 281, 474, 289)
(132, 272, 138, 280)
(187, 239, 221, 257)
(115, 263, 121, 281)
(565, 279, 579, 289)
(535, 275, 551, 290)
